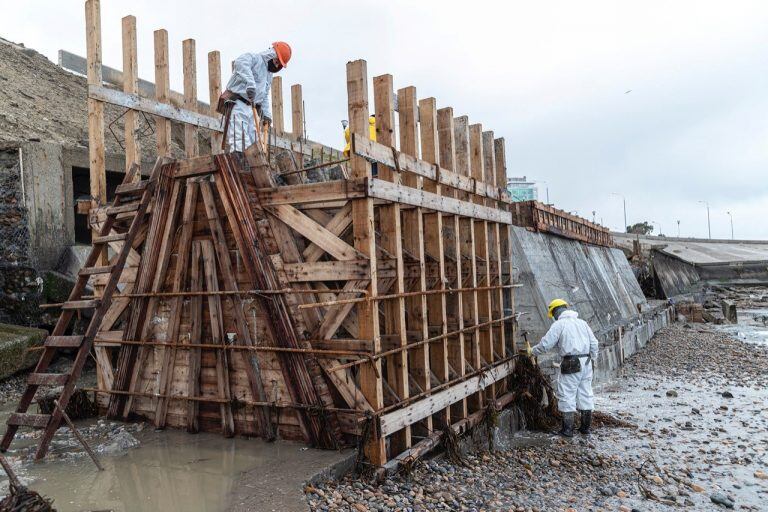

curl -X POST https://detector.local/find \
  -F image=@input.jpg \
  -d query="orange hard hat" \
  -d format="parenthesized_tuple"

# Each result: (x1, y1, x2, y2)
(272, 41, 292, 68)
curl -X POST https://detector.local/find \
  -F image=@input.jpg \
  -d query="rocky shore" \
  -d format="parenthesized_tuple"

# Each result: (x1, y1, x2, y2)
(306, 322, 768, 511)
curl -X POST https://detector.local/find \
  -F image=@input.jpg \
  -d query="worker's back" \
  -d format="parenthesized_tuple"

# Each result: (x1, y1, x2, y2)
(551, 310, 594, 355)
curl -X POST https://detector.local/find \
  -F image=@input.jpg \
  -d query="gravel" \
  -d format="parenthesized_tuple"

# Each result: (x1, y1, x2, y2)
(307, 320, 768, 511)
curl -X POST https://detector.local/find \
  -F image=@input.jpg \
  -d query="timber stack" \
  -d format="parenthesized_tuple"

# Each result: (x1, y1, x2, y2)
(1, 1, 521, 470)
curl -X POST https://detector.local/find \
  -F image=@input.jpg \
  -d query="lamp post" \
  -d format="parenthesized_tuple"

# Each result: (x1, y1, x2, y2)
(726, 211, 734, 240)
(611, 193, 627, 233)
(698, 200, 711, 239)
(677, 219, 680, 238)
(651, 220, 662, 237)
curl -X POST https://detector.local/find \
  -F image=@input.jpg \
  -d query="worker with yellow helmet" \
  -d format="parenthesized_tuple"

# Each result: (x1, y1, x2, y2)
(530, 299, 599, 437)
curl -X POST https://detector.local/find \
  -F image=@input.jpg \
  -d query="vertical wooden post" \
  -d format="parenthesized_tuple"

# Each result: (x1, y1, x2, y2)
(346, 60, 385, 465)
(85, 0, 105, 248)
(419, 97, 449, 429)
(208, 51, 223, 154)
(121, 15, 140, 181)
(437, 107, 467, 421)
(495, 138, 515, 352)
(469, 123, 495, 399)
(373, 74, 410, 453)
(183, 39, 198, 157)
(291, 84, 303, 141)
(483, 130, 505, 391)
(154, 29, 171, 157)
(272, 75, 285, 136)
(398, 86, 431, 435)
(454, 115, 482, 412)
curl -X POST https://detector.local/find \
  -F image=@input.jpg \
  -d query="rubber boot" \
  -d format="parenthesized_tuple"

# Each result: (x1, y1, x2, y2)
(558, 412, 575, 437)
(578, 410, 592, 435)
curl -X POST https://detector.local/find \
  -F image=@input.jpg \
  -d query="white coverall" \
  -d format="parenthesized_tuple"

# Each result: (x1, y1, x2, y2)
(224, 48, 276, 151)
(531, 310, 599, 413)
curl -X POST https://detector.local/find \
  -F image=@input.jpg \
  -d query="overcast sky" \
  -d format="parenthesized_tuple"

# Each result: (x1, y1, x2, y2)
(2, 1, 767, 239)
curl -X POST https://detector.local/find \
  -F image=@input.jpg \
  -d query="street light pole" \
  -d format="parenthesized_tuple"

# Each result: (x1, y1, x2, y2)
(698, 200, 711, 239)
(727, 211, 734, 240)
(677, 220, 680, 237)
(611, 193, 627, 233)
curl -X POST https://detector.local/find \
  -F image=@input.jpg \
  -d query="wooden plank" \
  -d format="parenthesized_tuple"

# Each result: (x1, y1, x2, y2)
(302, 204, 352, 262)
(419, 97, 449, 429)
(257, 179, 366, 206)
(122, 15, 140, 181)
(398, 85, 431, 436)
(155, 180, 199, 427)
(346, 60, 385, 465)
(470, 123, 495, 399)
(283, 260, 370, 281)
(454, 115, 482, 412)
(378, 359, 515, 437)
(495, 137, 515, 356)
(183, 39, 198, 158)
(85, 0, 105, 258)
(272, 75, 284, 136)
(366, 179, 512, 224)
(352, 136, 507, 202)
(437, 107, 467, 421)
(154, 29, 172, 157)
(186, 241, 203, 433)
(8, 413, 50, 428)
(200, 239, 235, 437)
(484, 130, 506, 392)
(291, 84, 303, 140)
(374, 74, 410, 453)
(267, 204, 361, 261)
(208, 51, 223, 154)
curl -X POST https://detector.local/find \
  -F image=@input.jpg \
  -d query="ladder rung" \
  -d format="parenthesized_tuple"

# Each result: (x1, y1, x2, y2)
(7, 413, 50, 428)
(45, 335, 84, 348)
(115, 181, 148, 196)
(79, 265, 115, 276)
(62, 299, 100, 310)
(27, 373, 70, 386)
(105, 203, 140, 216)
(93, 233, 127, 244)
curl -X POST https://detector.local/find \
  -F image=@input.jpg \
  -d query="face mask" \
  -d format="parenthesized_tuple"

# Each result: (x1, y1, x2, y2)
(268, 59, 282, 73)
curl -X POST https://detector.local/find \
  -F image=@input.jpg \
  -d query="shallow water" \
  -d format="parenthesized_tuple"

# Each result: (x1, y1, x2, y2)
(716, 307, 768, 346)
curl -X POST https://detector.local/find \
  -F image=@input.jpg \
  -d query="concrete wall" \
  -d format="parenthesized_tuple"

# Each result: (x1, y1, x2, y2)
(511, 226, 666, 381)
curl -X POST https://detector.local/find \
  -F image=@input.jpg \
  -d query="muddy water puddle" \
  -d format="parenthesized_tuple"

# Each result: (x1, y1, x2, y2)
(0, 419, 329, 512)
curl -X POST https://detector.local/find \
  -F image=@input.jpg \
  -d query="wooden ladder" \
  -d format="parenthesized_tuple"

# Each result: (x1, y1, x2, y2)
(0, 164, 157, 460)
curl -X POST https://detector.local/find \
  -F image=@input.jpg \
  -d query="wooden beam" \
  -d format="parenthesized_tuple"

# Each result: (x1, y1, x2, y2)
(437, 107, 467, 421)
(85, 0, 105, 255)
(272, 75, 285, 136)
(378, 359, 515, 437)
(183, 39, 198, 158)
(346, 60, 385, 465)
(208, 51, 223, 154)
(374, 74, 410, 454)
(470, 123, 495, 399)
(352, 136, 508, 201)
(153, 29, 171, 157)
(267, 204, 362, 261)
(283, 260, 370, 281)
(454, 115, 482, 412)
(419, 97, 449, 429)
(121, 15, 140, 181)
(291, 84, 303, 140)
(495, 137, 515, 354)
(257, 179, 367, 206)
(366, 179, 512, 224)
(398, 86, 431, 436)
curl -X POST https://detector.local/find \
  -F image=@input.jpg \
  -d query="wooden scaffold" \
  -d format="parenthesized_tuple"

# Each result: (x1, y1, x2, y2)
(1, 1, 522, 470)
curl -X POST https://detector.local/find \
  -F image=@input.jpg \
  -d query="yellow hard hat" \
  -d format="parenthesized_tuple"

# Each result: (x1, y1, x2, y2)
(547, 299, 568, 318)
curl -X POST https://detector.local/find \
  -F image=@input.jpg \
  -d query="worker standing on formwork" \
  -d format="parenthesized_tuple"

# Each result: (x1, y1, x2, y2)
(530, 299, 599, 437)
(218, 42, 291, 152)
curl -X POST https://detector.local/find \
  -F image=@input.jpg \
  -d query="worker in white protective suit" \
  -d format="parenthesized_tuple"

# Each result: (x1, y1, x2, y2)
(220, 42, 291, 152)
(530, 299, 599, 437)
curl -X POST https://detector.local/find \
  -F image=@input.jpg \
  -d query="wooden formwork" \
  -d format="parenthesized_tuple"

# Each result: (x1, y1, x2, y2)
(40, 1, 523, 468)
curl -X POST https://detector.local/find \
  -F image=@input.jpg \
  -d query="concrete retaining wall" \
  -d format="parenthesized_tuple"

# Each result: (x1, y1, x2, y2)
(511, 226, 671, 381)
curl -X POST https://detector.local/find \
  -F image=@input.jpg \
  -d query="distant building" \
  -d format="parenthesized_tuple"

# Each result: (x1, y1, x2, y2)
(507, 176, 538, 202)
